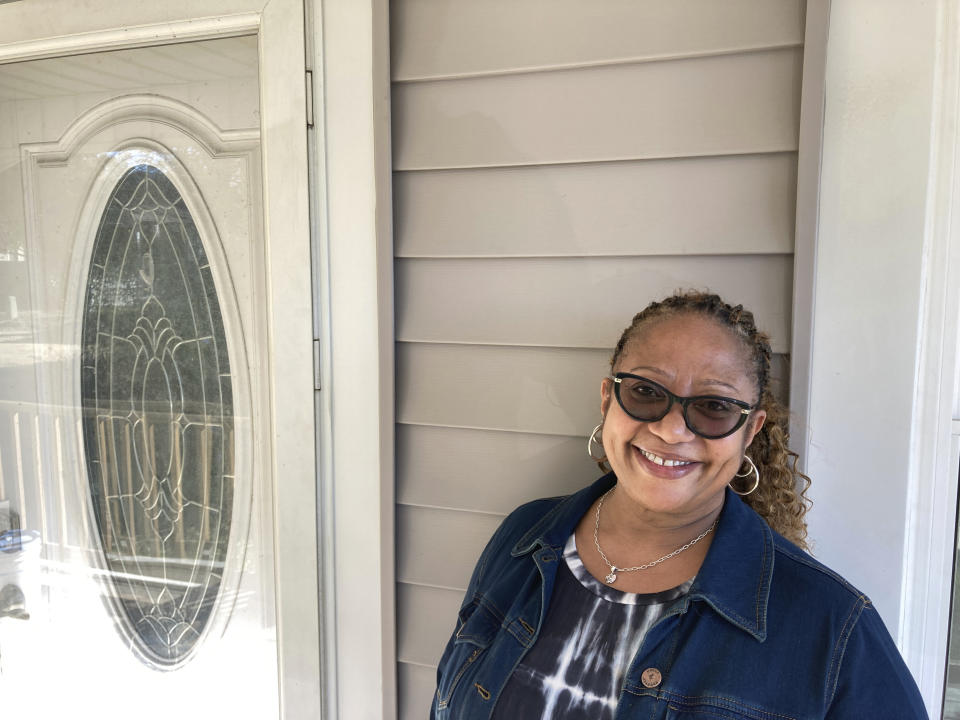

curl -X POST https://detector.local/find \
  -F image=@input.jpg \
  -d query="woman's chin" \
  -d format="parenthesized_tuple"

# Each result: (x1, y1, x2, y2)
(612, 467, 723, 518)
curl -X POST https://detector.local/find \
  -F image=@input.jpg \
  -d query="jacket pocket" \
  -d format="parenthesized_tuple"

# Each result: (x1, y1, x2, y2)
(436, 601, 500, 711)
(665, 699, 795, 720)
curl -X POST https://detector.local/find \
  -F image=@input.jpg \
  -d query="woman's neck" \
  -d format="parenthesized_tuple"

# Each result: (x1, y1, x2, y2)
(575, 487, 722, 593)
(599, 485, 723, 551)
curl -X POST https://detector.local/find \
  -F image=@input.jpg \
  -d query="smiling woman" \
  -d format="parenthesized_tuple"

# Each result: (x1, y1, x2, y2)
(431, 291, 927, 720)
(595, 293, 807, 554)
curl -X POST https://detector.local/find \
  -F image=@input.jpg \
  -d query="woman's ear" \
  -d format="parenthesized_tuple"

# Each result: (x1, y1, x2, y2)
(600, 377, 613, 418)
(745, 409, 767, 447)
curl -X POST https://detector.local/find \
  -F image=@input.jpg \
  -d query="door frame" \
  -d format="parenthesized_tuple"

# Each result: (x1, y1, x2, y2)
(307, 1, 397, 718)
(0, 1, 321, 716)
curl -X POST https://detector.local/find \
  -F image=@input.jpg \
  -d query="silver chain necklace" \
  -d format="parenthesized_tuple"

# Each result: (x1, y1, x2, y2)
(593, 487, 718, 584)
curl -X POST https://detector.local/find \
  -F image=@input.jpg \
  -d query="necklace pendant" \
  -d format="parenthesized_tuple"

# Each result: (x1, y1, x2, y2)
(605, 572, 617, 584)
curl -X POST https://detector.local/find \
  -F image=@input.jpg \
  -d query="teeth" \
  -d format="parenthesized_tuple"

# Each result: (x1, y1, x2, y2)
(639, 448, 693, 467)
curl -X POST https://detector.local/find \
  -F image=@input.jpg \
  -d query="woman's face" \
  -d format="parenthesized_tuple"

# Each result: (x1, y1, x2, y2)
(600, 313, 767, 523)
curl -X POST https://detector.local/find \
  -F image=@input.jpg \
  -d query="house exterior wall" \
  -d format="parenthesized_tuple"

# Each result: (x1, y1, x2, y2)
(389, 2, 806, 717)
(1, 0, 956, 717)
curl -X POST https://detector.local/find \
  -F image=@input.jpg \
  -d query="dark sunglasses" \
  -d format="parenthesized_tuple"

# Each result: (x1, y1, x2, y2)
(610, 372, 755, 440)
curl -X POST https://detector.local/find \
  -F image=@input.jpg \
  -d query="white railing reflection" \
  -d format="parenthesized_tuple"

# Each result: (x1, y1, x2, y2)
(0, 398, 249, 639)
(0, 394, 273, 720)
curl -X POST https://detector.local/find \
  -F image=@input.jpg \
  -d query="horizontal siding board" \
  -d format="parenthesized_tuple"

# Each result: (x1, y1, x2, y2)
(397, 344, 607, 436)
(397, 343, 788, 435)
(399, 661, 438, 720)
(394, 153, 797, 258)
(397, 425, 596, 514)
(395, 256, 793, 352)
(391, 0, 805, 81)
(397, 505, 503, 590)
(397, 582, 463, 666)
(392, 48, 802, 170)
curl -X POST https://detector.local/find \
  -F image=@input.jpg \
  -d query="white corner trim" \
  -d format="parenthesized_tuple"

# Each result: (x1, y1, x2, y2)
(899, 0, 960, 714)
(789, 0, 830, 468)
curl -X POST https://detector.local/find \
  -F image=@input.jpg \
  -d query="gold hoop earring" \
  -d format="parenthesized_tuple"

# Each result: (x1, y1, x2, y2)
(587, 423, 609, 471)
(730, 455, 759, 496)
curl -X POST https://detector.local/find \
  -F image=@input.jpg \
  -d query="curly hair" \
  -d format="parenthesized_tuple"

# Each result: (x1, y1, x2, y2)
(609, 290, 811, 549)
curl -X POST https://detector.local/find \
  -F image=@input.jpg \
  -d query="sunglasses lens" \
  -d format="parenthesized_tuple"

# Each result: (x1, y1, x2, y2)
(617, 377, 670, 420)
(686, 398, 743, 438)
(616, 375, 746, 439)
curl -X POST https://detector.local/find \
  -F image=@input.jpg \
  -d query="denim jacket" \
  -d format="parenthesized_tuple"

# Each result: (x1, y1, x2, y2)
(432, 474, 927, 720)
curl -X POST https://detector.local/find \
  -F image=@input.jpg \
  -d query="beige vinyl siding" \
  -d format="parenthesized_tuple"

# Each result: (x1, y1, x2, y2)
(392, 0, 804, 80)
(394, 153, 797, 258)
(396, 256, 793, 350)
(397, 425, 593, 514)
(393, 48, 801, 170)
(391, 2, 805, 717)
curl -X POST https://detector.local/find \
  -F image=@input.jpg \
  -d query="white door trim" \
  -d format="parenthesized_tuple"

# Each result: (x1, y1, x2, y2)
(257, 2, 321, 715)
(0, 2, 321, 716)
(309, 0, 397, 718)
(899, 0, 960, 712)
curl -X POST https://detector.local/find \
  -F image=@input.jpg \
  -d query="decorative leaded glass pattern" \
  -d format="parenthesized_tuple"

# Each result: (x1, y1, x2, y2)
(80, 164, 234, 667)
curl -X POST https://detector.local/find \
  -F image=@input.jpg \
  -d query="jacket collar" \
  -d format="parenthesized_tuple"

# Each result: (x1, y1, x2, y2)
(689, 486, 773, 641)
(510, 475, 774, 642)
(511, 474, 616, 556)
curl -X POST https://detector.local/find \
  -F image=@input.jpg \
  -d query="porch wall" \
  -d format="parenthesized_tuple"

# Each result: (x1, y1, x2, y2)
(389, 2, 806, 717)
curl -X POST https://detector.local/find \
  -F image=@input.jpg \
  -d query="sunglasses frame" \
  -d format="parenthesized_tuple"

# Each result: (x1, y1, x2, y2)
(610, 372, 755, 440)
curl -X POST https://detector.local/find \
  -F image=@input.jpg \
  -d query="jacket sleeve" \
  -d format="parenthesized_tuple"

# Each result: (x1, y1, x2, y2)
(824, 599, 928, 719)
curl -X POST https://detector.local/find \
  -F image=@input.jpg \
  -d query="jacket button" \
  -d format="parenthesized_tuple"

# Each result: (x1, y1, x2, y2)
(641, 667, 662, 688)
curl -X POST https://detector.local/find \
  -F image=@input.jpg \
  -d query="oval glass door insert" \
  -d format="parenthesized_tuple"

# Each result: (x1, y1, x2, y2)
(80, 163, 234, 668)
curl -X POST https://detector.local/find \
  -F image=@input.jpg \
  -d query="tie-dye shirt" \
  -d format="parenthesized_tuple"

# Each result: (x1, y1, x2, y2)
(491, 534, 692, 720)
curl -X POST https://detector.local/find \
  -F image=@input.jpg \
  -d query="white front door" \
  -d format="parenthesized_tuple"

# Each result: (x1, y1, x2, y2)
(0, 3, 319, 717)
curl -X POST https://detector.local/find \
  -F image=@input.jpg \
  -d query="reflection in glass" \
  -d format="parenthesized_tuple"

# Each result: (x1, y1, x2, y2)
(947, 463, 960, 717)
(80, 164, 234, 667)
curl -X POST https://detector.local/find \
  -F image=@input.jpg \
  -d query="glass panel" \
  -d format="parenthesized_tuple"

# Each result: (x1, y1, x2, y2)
(0, 36, 279, 716)
(81, 165, 234, 666)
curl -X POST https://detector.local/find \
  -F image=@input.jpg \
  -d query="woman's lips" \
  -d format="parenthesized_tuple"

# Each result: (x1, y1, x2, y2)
(633, 446, 700, 478)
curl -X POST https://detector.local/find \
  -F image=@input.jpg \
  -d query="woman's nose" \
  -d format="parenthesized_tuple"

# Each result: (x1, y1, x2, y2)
(647, 402, 695, 443)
